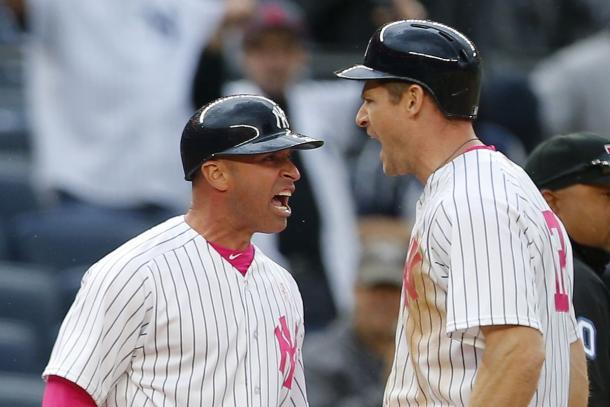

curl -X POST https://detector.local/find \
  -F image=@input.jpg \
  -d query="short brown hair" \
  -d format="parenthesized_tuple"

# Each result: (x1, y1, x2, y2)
(383, 81, 411, 104)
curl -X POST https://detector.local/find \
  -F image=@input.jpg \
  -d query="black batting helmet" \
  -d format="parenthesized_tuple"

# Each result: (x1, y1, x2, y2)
(181, 94, 323, 181)
(335, 20, 481, 119)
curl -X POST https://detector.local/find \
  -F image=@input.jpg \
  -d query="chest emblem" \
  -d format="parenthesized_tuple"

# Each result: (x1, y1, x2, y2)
(274, 315, 298, 389)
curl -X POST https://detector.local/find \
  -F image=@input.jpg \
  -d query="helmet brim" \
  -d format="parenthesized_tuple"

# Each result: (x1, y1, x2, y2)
(586, 173, 610, 186)
(216, 130, 323, 156)
(334, 64, 403, 81)
(184, 130, 323, 181)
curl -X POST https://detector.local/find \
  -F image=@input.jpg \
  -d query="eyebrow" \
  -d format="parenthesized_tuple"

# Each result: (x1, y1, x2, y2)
(360, 80, 378, 99)
(360, 82, 371, 99)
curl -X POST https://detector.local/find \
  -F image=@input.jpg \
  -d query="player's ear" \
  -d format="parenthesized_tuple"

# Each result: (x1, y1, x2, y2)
(541, 189, 560, 214)
(200, 160, 230, 192)
(402, 84, 425, 117)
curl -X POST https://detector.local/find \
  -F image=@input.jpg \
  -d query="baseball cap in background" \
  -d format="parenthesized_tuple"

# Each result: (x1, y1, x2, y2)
(357, 240, 405, 288)
(242, 1, 307, 46)
(525, 132, 610, 190)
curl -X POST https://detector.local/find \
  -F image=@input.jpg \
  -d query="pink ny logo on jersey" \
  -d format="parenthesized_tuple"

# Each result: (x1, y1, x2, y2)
(274, 315, 298, 389)
(403, 238, 422, 306)
(543, 210, 569, 312)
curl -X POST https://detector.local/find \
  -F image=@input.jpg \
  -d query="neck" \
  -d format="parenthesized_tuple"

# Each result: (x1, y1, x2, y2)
(185, 207, 253, 250)
(415, 120, 480, 183)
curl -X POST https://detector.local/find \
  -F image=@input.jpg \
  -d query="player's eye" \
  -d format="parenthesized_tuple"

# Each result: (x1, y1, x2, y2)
(264, 151, 293, 163)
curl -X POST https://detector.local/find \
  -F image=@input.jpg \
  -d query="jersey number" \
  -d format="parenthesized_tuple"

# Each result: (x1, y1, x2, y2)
(577, 318, 597, 359)
(542, 210, 569, 313)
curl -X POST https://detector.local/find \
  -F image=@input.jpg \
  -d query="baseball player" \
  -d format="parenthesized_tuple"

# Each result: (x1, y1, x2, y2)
(525, 132, 610, 407)
(335, 20, 588, 406)
(41, 95, 322, 406)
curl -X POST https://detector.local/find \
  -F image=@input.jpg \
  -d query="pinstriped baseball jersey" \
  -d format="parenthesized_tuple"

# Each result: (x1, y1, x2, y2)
(43, 216, 308, 406)
(384, 148, 578, 406)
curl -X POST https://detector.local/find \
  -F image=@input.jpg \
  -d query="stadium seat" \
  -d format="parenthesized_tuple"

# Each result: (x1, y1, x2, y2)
(0, 221, 9, 260)
(0, 127, 29, 153)
(0, 319, 39, 373)
(0, 262, 60, 360)
(0, 372, 44, 407)
(12, 206, 146, 270)
(0, 160, 39, 223)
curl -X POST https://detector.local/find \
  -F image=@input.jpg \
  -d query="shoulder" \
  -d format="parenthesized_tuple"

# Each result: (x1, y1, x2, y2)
(453, 151, 543, 206)
(533, 31, 610, 78)
(572, 257, 610, 346)
(574, 257, 610, 297)
(558, 31, 609, 64)
(84, 216, 196, 287)
(437, 151, 550, 235)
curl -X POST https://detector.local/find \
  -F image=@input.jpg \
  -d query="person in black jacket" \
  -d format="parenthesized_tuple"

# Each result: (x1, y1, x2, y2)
(526, 132, 610, 407)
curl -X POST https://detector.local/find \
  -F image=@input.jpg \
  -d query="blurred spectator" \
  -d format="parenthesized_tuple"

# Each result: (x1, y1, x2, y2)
(477, 73, 542, 154)
(421, 0, 609, 73)
(530, 26, 610, 138)
(304, 216, 408, 407)
(349, 139, 419, 218)
(293, 0, 425, 51)
(4, 0, 235, 225)
(0, 2, 20, 43)
(525, 132, 610, 406)
(288, 0, 608, 73)
(194, 0, 362, 328)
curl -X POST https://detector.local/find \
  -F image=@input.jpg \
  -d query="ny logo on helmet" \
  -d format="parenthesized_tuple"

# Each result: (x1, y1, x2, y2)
(272, 105, 290, 129)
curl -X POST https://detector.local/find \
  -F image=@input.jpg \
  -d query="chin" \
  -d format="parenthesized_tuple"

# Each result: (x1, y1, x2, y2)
(259, 220, 288, 234)
(382, 164, 398, 177)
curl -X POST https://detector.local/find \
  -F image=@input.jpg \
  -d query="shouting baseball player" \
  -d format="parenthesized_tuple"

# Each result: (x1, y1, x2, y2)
(336, 20, 588, 406)
(41, 95, 322, 406)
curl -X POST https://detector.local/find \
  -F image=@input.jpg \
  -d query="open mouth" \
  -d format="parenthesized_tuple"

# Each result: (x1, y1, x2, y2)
(272, 191, 292, 213)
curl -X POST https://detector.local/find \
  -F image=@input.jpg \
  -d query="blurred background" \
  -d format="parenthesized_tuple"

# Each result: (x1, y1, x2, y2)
(0, 0, 609, 405)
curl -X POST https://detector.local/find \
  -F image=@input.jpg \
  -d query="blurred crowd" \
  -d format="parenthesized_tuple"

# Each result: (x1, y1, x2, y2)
(0, 0, 609, 406)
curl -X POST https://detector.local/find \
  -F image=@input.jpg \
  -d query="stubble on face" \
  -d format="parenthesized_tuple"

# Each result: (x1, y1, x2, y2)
(360, 82, 412, 177)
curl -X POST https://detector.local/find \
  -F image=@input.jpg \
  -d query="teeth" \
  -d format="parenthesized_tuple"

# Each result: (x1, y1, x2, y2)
(277, 191, 292, 197)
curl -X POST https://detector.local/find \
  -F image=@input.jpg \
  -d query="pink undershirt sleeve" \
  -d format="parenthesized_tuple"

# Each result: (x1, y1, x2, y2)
(42, 375, 96, 407)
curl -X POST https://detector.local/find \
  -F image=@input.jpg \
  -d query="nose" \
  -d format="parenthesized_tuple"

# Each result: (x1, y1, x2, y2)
(283, 158, 301, 181)
(356, 102, 369, 128)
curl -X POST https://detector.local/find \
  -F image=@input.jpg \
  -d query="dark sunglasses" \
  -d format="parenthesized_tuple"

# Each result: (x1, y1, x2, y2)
(539, 157, 610, 190)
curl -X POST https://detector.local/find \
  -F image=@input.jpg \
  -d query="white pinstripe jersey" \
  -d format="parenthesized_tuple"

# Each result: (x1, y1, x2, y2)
(384, 148, 578, 406)
(43, 216, 309, 406)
